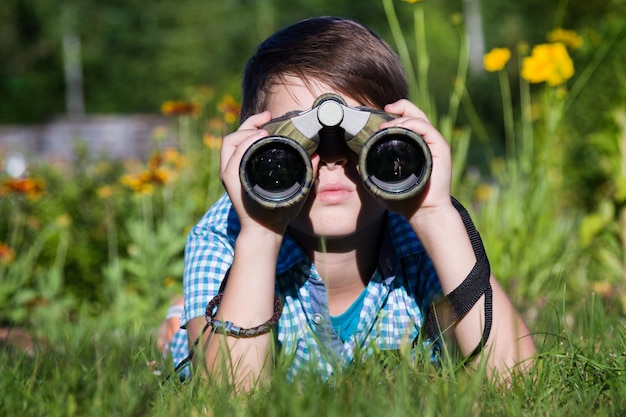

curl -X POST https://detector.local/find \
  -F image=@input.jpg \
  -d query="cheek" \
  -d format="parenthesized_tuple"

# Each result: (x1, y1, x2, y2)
(288, 191, 316, 229)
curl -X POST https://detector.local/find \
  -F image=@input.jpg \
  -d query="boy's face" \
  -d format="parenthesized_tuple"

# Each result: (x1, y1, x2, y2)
(265, 76, 386, 240)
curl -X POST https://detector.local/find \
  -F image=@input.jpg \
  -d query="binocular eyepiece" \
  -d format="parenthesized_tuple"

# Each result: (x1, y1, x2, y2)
(240, 94, 433, 209)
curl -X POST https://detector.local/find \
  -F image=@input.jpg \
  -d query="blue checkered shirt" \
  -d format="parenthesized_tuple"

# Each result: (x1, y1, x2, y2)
(169, 194, 442, 380)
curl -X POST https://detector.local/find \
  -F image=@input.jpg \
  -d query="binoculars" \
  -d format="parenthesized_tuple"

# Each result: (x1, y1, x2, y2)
(239, 94, 432, 209)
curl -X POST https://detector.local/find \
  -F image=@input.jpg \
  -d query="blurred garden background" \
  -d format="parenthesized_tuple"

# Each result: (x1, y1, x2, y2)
(1, 0, 626, 415)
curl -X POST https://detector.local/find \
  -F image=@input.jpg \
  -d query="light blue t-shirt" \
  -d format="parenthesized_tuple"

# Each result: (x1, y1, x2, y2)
(330, 289, 368, 342)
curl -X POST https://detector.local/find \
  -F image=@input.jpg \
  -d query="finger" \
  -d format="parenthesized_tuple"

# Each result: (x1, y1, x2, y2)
(220, 112, 273, 174)
(383, 99, 430, 122)
(379, 101, 445, 146)
(239, 110, 273, 130)
(222, 111, 272, 155)
(220, 129, 269, 179)
(382, 116, 443, 147)
(222, 111, 273, 152)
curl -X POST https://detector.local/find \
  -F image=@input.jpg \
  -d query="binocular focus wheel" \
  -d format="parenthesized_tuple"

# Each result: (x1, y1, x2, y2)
(359, 127, 433, 200)
(239, 136, 314, 209)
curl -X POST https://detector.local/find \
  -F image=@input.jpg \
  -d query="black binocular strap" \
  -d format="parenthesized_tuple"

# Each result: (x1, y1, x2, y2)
(416, 197, 493, 361)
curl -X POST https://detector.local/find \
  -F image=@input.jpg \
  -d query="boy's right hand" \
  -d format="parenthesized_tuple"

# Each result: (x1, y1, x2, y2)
(220, 112, 313, 235)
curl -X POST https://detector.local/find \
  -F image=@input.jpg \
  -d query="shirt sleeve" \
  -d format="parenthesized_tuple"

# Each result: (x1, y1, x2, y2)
(181, 194, 239, 326)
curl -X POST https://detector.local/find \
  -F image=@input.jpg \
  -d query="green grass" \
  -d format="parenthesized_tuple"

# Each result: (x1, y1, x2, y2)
(2, 295, 625, 417)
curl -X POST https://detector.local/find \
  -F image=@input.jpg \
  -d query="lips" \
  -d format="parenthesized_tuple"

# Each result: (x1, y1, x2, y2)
(315, 182, 354, 204)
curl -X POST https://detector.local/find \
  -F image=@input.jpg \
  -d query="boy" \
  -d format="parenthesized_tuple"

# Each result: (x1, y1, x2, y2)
(165, 16, 536, 389)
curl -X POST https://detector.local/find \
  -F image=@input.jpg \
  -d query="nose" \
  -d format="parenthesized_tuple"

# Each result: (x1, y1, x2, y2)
(316, 129, 350, 168)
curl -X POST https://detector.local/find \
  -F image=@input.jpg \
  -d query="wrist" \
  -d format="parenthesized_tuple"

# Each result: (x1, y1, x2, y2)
(234, 225, 284, 272)
(238, 222, 286, 243)
(408, 201, 458, 237)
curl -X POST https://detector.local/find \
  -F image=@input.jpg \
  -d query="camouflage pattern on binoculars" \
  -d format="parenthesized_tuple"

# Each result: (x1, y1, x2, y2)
(239, 93, 433, 209)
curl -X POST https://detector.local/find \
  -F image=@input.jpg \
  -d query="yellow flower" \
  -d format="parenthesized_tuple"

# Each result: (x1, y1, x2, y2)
(56, 214, 72, 227)
(547, 28, 583, 50)
(521, 43, 574, 86)
(474, 183, 493, 202)
(402, 0, 423, 3)
(483, 48, 511, 72)
(162, 276, 177, 288)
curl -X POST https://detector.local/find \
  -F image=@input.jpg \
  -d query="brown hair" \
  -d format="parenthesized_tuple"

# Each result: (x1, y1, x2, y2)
(240, 16, 408, 120)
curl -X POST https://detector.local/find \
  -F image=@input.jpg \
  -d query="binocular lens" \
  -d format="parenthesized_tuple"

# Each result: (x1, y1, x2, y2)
(366, 137, 424, 182)
(241, 137, 312, 206)
(362, 129, 431, 198)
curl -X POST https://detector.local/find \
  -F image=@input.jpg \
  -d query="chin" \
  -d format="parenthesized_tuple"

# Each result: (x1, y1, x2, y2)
(311, 217, 358, 237)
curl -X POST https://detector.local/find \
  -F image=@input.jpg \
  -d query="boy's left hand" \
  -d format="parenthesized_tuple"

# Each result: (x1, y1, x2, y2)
(377, 99, 454, 219)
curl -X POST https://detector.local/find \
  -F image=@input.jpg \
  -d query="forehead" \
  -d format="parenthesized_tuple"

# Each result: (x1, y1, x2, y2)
(266, 76, 362, 116)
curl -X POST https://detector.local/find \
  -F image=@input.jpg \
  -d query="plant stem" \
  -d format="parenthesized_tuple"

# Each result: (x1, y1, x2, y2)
(499, 69, 516, 162)
(564, 22, 622, 116)
(414, 3, 431, 114)
(445, 24, 470, 139)
(620, 206, 626, 283)
(106, 199, 118, 264)
(518, 59, 534, 176)
(553, 0, 570, 29)
(142, 194, 154, 244)
(382, 0, 419, 101)
(617, 108, 626, 286)
(54, 227, 69, 273)
(460, 90, 491, 145)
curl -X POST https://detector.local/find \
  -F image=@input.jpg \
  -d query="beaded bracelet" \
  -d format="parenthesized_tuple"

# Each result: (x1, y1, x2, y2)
(205, 292, 282, 338)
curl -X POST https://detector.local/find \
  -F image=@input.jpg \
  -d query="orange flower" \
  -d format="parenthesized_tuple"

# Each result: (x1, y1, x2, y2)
(160, 148, 185, 170)
(203, 133, 223, 150)
(151, 167, 172, 185)
(0, 242, 15, 266)
(120, 148, 183, 195)
(161, 100, 200, 117)
(217, 95, 241, 124)
(208, 117, 226, 132)
(0, 177, 45, 199)
(521, 43, 574, 86)
(121, 172, 155, 195)
(483, 48, 511, 72)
